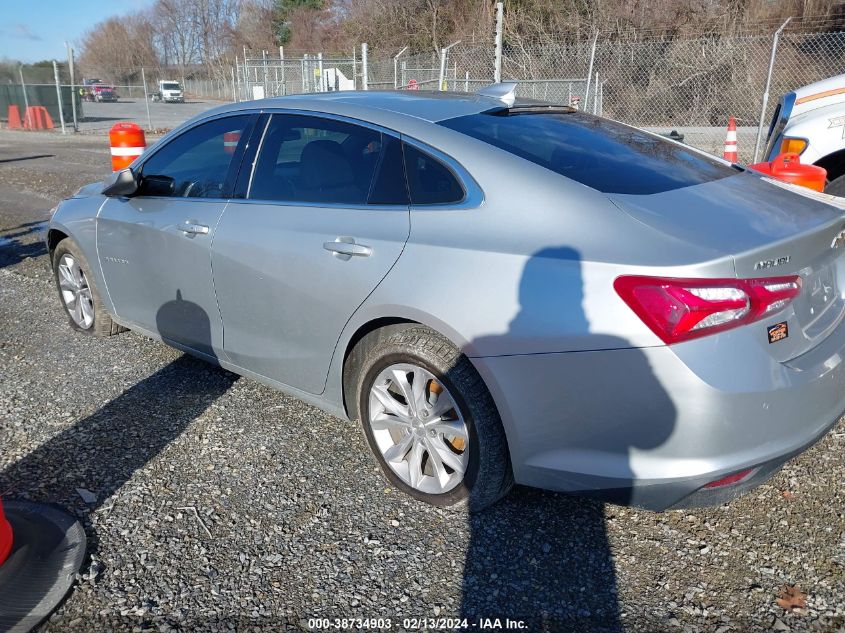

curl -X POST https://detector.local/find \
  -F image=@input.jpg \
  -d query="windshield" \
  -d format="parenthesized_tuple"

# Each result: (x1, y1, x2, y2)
(439, 110, 738, 195)
(162, 83, 180, 90)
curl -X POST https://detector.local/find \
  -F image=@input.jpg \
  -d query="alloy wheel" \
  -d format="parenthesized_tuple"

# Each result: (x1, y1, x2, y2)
(367, 363, 469, 494)
(57, 254, 94, 329)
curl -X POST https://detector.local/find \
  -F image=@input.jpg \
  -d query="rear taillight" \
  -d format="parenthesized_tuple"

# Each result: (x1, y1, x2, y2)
(614, 275, 802, 344)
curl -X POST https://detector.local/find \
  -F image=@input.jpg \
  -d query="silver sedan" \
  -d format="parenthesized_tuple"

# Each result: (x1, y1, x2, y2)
(47, 84, 845, 511)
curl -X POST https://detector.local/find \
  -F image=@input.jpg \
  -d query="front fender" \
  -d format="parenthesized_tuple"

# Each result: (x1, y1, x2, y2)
(48, 195, 114, 314)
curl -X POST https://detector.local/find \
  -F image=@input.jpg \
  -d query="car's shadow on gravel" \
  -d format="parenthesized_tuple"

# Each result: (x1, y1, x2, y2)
(0, 293, 237, 573)
(462, 490, 621, 630)
(461, 246, 676, 631)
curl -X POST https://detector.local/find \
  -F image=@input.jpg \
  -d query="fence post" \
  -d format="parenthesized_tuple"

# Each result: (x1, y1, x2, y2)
(18, 65, 30, 115)
(754, 17, 792, 162)
(393, 46, 408, 89)
(362, 43, 369, 90)
(352, 46, 357, 89)
(494, 1, 503, 83)
(584, 31, 598, 113)
(279, 46, 286, 95)
(439, 41, 461, 91)
(141, 67, 152, 131)
(243, 46, 249, 98)
(66, 42, 78, 132)
(318, 52, 324, 92)
(52, 60, 66, 134)
(262, 50, 269, 96)
(235, 58, 241, 101)
(599, 79, 607, 116)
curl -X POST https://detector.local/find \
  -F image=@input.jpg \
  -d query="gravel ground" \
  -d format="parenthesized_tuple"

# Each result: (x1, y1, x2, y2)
(1, 130, 844, 632)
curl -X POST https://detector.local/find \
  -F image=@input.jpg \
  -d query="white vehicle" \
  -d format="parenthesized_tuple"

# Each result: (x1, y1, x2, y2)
(150, 80, 184, 103)
(764, 73, 845, 195)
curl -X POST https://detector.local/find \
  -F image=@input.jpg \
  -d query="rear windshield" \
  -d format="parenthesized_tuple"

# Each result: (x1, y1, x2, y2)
(439, 111, 737, 195)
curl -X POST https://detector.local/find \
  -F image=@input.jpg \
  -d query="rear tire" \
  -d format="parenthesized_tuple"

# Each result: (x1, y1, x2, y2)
(825, 174, 845, 197)
(356, 326, 513, 512)
(52, 238, 126, 337)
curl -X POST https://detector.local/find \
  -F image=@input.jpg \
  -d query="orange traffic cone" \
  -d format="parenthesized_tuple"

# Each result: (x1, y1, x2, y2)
(723, 116, 738, 163)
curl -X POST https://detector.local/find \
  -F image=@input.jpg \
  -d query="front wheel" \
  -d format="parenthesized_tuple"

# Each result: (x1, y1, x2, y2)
(357, 327, 513, 511)
(52, 238, 125, 337)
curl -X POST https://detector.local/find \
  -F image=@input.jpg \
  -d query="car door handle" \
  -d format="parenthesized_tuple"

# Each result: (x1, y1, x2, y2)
(181, 222, 209, 235)
(323, 238, 372, 260)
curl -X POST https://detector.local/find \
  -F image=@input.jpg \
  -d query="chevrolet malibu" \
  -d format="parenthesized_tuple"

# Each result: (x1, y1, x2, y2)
(47, 85, 845, 511)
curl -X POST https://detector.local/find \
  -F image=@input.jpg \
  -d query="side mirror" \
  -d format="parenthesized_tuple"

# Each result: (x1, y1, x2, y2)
(102, 168, 138, 197)
(141, 175, 176, 197)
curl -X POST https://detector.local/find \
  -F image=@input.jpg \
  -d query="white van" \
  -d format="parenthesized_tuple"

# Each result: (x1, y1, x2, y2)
(151, 80, 184, 104)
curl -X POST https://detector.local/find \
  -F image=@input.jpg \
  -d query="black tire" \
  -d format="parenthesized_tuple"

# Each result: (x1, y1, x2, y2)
(825, 174, 845, 197)
(52, 238, 126, 337)
(356, 326, 513, 512)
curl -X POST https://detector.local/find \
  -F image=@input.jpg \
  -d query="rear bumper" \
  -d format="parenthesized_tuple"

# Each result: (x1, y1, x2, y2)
(471, 322, 845, 511)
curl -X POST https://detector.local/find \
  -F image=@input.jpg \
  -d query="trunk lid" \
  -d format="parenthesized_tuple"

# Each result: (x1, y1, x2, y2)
(610, 171, 845, 360)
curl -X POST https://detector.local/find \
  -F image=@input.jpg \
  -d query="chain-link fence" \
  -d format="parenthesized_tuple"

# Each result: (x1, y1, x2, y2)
(239, 52, 359, 99)
(427, 26, 845, 161)
(5, 17, 844, 161)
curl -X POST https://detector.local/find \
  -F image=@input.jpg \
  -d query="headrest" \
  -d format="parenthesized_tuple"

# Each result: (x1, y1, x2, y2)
(300, 140, 354, 189)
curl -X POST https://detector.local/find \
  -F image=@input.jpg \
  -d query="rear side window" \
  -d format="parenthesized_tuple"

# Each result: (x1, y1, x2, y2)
(250, 114, 400, 205)
(403, 143, 464, 204)
(439, 111, 737, 195)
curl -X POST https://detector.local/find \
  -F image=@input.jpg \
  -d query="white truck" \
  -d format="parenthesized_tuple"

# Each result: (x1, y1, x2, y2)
(764, 73, 845, 195)
(150, 80, 184, 103)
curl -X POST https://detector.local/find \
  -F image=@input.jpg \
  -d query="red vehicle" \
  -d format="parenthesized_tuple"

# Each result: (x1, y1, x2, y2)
(80, 79, 119, 103)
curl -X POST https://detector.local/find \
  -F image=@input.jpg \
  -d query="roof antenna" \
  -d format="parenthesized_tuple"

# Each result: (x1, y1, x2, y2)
(476, 81, 518, 107)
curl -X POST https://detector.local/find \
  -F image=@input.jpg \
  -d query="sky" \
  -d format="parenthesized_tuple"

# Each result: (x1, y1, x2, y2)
(0, 0, 155, 63)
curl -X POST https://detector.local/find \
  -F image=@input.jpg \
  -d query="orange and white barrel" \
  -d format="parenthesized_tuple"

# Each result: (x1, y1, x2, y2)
(109, 122, 146, 171)
(223, 131, 241, 153)
(723, 116, 738, 163)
